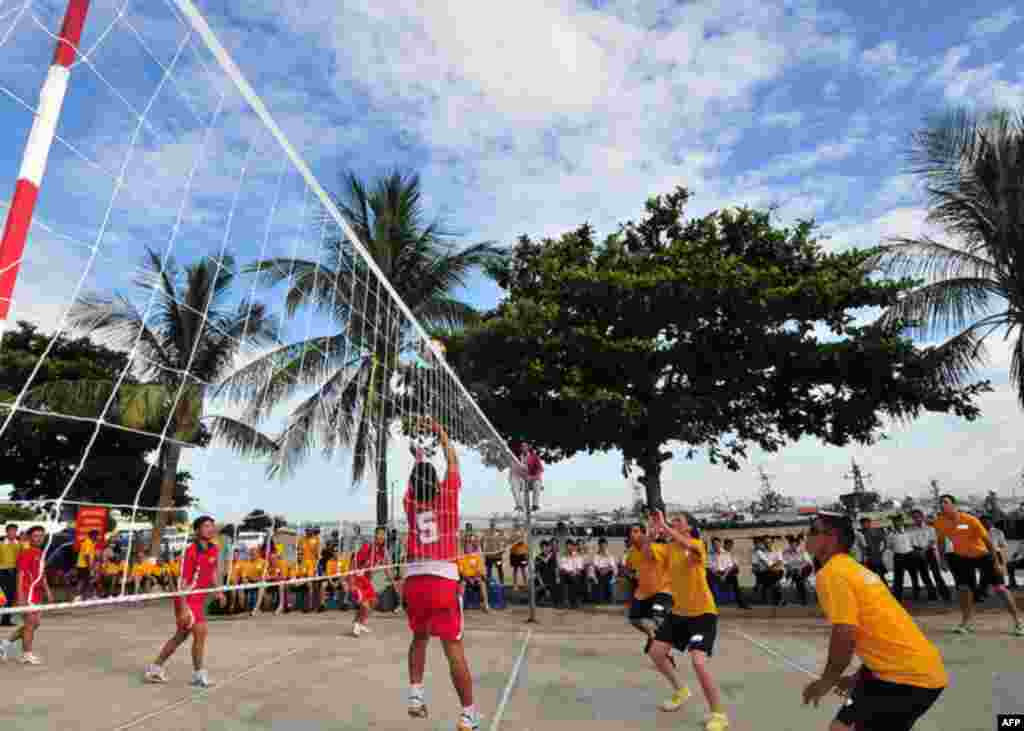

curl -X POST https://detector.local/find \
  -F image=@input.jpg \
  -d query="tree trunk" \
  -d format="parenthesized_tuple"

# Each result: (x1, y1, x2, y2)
(375, 426, 389, 529)
(635, 447, 669, 515)
(151, 441, 181, 559)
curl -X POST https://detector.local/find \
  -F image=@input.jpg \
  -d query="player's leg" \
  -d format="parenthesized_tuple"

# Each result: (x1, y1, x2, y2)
(146, 601, 193, 683)
(408, 631, 431, 717)
(13, 612, 41, 664)
(440, 638, 478, 730)
(686, 615, 727, 729)
(190, 621, 211, 687)
(983, 555, 1024, 633)
(649, 615, 689, 711)
(946, 555, 975, 631)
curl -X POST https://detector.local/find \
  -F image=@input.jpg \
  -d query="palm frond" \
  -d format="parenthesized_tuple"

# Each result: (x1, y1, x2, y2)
(414, 297, 482, 331)
(920, 322, 999, 390)
(205, 415, 278, 459)
(871, 236, 998, 283)
(66, 293, 172, 376)
(1009, 327, 1024, 408)
(878, 278, 1004, 341)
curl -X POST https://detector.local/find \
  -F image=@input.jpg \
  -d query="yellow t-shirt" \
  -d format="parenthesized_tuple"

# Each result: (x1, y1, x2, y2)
(300, 537, 321, 566)
(816, 553, 947, 689)
(933, 512, 988, 558)
(77, 538, 96, 569)
(247, 558, 268, 581)
(666, 539, 717, 617)
(625, 545, 672, 600)
(0, 539, 22, 570)
(459, 553, 484, 578)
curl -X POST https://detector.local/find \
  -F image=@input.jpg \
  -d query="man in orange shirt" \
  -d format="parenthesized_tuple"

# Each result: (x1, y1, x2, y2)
(803, 512, 946, 730)
(933, 494, 1023, 635)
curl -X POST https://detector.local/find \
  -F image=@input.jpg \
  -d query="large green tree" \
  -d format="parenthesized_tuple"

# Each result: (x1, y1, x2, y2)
(219, 171, 503, 526)
(443, 188, 989, 510)
(13, 251, 280, 555)
(872, 108, 1024, 404)
(0, 320, 193, 509)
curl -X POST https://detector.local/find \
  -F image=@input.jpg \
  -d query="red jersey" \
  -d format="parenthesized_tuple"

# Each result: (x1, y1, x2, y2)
(354, 542, 387, 575)
(404, 466, 461, 581)
(181, 541, 218, 592)
(17, 546, 44, 603)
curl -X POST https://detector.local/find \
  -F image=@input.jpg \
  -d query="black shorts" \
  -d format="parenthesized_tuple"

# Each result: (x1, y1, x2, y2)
(835, 669, 943, 731)
(654, 612, 717, 656)
(628, 592, 673, 621)
(510, 555, 528, 568)
(946, 553, 1002, 591)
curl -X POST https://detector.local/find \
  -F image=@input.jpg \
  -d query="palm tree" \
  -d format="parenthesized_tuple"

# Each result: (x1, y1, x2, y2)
(21, 248, 280, 555)
(872, 108, 1024, 404)
(219, 170, 503, 526)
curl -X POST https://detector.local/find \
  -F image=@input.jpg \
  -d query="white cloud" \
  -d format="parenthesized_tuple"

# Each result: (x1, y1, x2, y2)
(763, 111, 803, 128)
(860, 41, 922, 92)
(967, 8, 1020, 39)
(929, 45, 1024, 108)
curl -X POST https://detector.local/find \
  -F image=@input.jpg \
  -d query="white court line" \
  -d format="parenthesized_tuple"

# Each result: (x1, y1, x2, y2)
(488, 628, 532, 731)
(730, 629, 819, 677)
(110, 647, 304, 730)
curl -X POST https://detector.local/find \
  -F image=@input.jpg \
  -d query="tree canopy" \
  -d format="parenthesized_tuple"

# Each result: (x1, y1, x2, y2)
(0, 320, 195, 507)
(443, 188, 990, 509)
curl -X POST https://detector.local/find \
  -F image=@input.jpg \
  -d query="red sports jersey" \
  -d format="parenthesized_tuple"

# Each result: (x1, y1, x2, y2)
(404, 466, 461, 580)
(354, 542, 387, 574)
(181, 541, 218, 591)
(16, 546, 43, 603)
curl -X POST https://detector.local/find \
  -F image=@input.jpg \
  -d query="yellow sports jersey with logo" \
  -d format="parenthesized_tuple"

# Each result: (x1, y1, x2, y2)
(816, 554, 947, 689)
(459, 553, 484, 578)
(77, 538, 96, 569)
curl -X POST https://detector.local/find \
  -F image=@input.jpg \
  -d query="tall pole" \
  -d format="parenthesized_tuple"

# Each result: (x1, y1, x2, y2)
(0, 0, 91, 321)
(525, 478, 537, 623)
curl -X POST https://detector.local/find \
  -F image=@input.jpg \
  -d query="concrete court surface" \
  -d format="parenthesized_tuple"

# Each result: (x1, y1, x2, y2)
(0, 602, 1018, 731)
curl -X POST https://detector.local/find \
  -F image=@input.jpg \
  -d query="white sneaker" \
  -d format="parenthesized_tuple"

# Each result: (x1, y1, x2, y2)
(408, 697, 428, 719)
(20, 652, 41, 665)
(1014, 623, 1024, 637)
(71, 596, 82, 604)
(144, 664, 168, 683)
(0, 639, 11, 662)
(351, 623, 362, 637)
(953, 623, 975, 634)
(191, 670, 211, 688)
(456, 710, 481, 731)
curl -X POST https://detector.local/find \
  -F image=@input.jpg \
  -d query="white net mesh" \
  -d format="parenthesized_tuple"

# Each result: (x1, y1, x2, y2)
(0, 0, 522, 617)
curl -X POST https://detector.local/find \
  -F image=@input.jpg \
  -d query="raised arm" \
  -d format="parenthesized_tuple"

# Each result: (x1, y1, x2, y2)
(429, 417, 458, 473)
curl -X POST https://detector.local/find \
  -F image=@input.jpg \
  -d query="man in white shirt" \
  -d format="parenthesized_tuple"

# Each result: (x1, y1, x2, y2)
(558, 540, 586, 609)
(753, 536, 784, 606)
(587, 537, 617, 603)
(782, 535, 813, 605)
(908, 510, 949, 601)
(888, 515, 927, 601)
(712, 539, 750, 609)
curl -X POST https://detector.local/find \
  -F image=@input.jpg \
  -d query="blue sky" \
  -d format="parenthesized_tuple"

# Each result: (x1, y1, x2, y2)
(2, 1, 1024, 522)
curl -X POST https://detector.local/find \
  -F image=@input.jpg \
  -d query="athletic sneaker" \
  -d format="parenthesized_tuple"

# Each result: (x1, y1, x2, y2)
(456, 710, 480, 731)
(20, 652, 41, 665)
(360, 623, 372, 633)
(408, 700, 428, 719)
(953, 623, 975, 634)
(1014, 623, 1024, 636)
(705, 711, 730, 731)
(191, 670, 211, 688)
(660, 686, 691, 712)
(144, 664, 168, 683)
(0, 639, 11, 662)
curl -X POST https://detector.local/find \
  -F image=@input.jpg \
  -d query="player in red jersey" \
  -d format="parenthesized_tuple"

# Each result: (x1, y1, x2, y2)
(144, 516, 224, 688)
(402, 417, 479, 731)
(349, 526, 388, 637)
(0, 525, 51, 665)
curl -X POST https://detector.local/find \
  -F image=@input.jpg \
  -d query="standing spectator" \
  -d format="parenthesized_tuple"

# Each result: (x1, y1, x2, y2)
(518, 443, 545, 511)
(856, 518, 888, 586)
(712, 539, 749, 609)
(0, 524, 21, 627)
(558, 540, 586, 609)
(535, 540, 558, 605)
(589, 537, 617, 603)
(908, 510, 947, 601)
(979, 516, 1009, 601)
(706, 537, 721, 593)
(482, 522, 506, 586)
(508, 531, 529, 591)
(299, 527, 323, 613)
(783, 535, 813, 605)
(73, 530, 100, 603)
(888, 516, 925, 601)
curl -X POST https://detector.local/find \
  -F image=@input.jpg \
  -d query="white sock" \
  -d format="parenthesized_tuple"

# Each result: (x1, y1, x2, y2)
(409, 683, 424, 700)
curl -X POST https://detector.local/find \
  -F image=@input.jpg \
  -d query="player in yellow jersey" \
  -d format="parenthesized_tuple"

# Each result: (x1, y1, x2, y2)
(803, 512, 946, 730)
(299, 527, 323, 612)
(458, 535, 489, 612)
(73, 530, 100, 603)
(227, 551, 249, 614)
(647, 511, 729, 731)
(248, 549, 270, 616)
(624, 522, 674, 658)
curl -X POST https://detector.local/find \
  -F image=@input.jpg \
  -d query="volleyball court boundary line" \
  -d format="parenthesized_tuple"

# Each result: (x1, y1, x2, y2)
(488, 628, 532, 731)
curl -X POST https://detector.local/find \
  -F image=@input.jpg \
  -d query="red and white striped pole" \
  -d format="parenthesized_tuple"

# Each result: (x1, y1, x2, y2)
(0, 0, 91, 321)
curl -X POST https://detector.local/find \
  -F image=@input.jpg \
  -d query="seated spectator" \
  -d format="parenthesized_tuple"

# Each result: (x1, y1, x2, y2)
(535, 540, 558, 605)
(782, 534, 813, 605)
(458, 535, 490, 612)
(509, 531, 529, 591)
(587, 537, 617, 603)
(558, 539, 586, 609)
(752, 536, 784, 605)
(712, 538, 750, 609)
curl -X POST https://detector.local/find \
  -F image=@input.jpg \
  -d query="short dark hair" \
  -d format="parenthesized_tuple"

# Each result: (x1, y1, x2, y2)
(27, 525, 44, 537)
(192, 515, 214, 532)
(940, 494, 956, 504)
(5, 524, 17, 531)
(411, 461, 439, 503)
(816, 513, 855, 551)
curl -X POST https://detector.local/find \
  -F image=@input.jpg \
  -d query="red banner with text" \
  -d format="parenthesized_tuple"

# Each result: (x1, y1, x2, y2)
(74, 506, 108, 551)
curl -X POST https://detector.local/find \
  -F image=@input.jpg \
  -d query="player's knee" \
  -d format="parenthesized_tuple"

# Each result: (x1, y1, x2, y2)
(649, 640, 670, 660)
(689, 649, 707, 669)
(829, 721, 853, 731)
